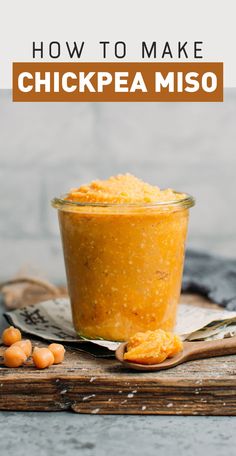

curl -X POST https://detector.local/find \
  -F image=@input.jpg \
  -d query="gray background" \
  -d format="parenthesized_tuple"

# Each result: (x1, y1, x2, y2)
(1, 89, 236, 456)
(0, 88, 236, 283)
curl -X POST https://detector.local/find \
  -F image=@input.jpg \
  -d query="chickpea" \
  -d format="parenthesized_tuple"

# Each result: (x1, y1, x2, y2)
(33, 347, 54, 369)
(48, 343, 65, 364)
(12, 339, 32, 358)
(2, 326, 22, 346)
(4, 346, 27, 368)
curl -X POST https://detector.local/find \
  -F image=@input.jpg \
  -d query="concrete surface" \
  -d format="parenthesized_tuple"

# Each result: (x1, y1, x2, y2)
(1, 412, 236, 456)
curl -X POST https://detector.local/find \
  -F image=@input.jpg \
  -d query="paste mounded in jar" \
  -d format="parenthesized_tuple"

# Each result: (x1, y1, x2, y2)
(53, 174, 194, 341)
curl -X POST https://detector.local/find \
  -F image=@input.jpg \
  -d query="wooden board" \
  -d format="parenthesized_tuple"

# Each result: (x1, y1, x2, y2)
(1, 294, 236, 416)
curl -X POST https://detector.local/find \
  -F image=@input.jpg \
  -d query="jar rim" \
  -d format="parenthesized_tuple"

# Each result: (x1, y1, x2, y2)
(51, 191, 195, 210)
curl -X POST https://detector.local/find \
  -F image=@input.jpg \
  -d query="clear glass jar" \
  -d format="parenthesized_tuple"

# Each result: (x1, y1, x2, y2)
(52, 193, 195, 341)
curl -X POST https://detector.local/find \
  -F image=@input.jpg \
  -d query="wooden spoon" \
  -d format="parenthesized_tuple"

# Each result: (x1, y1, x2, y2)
(115, 335, 236, 371)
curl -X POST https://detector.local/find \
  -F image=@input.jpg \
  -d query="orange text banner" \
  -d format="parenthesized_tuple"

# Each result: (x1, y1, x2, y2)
(13, 62, 223, 102)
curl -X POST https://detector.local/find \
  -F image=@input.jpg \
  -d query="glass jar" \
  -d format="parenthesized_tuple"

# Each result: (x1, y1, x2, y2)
(52, 193, 195, 341)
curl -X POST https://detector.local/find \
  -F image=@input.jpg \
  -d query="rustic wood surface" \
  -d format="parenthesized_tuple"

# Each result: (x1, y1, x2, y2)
(0, 294, 236, 416)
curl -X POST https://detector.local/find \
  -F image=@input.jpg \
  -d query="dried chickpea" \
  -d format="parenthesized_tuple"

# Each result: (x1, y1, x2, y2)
(48, 343, 65, 364)
(33, 347, 54, 369)
(12, 339, 32, 358)
(2, 326, 22, 346)
(4, 346, 27, 368)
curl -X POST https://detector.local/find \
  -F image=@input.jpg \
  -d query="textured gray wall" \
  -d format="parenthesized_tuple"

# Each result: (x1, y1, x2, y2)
(0, 89, 236, 282)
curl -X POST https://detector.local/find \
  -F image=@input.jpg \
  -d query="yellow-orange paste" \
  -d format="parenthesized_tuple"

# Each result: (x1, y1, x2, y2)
(124, 329, 183, 364)
(56, 174, 192, 341)
(67, 173, 185, 204)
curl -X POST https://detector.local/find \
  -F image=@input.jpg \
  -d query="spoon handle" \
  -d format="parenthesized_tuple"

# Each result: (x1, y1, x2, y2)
(186, 335, 236, 362)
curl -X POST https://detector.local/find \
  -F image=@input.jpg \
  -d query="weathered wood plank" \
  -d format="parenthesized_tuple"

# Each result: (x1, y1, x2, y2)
(1, 346, 236, 415)
(0, 295, 236, 415)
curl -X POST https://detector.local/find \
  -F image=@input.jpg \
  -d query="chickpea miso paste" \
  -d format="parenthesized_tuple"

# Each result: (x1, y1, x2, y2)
(52, 174, 194, 341)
